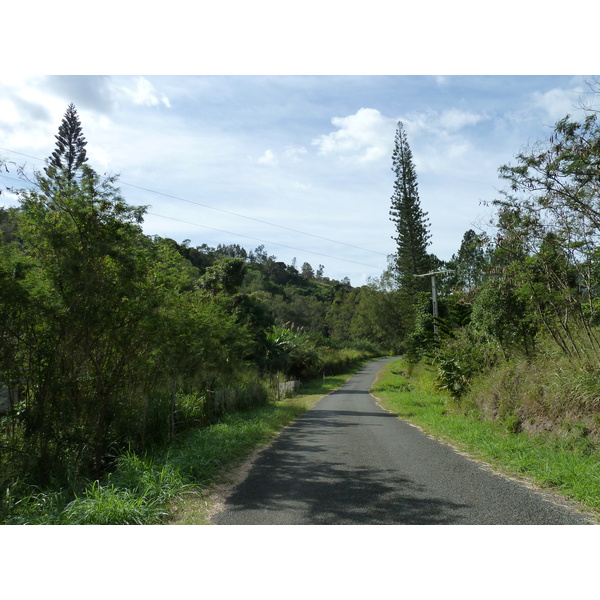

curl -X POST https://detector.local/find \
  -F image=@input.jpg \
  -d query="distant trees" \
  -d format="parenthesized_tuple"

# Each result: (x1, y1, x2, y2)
(301, 262, 315, 279)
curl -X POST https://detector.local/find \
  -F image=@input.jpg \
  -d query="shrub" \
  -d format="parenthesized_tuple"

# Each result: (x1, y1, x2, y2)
(434, 328, 502, 400)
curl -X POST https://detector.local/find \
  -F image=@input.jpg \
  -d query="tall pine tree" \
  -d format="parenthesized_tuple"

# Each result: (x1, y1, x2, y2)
(43, 103, 89, 185)
(389, 121, 432, 338)
(389, 121, 431, 290)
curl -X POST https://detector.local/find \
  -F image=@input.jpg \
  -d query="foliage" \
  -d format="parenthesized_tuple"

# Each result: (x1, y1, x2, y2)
(405, 98, 600, 497)
(447, 229, 490, 296)
(263, 326, 379, 379)
(490, 111, 600, 360)
(44, 103, 89, 184)
(199, 257, 246, 295)
(470, 275, 537, 357)
(413, 98, 600, 440)
(389, 121, 432, 287)
(403, 292, 436, 364)
(0, 107, 259, 491)
(464, 330, 600, 432)
(374, 359, 600, 514)
(433, 327, 503, 400)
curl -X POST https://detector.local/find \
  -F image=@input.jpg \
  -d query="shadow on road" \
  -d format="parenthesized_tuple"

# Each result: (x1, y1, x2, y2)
(216, 430, 470, 525)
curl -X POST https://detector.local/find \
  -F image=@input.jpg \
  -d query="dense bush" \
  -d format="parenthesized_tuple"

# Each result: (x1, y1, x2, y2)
(464, 330, 600, 437)
(1, 104, 396, 520)
(433, 328, 502, 401)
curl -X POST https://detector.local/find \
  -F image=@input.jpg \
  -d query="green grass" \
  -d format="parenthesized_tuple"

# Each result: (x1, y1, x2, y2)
(3, 364, 366, 525)
(167, 367, 369, 524)
(372, 358, 600, 517)
(5, 453, 189, 525)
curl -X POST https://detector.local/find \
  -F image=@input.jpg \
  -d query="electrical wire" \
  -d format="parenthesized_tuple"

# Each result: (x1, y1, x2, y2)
(0, 146, 389, 269)
(0, 171, 383, 269)
(120, 180, 387, 257)
(146, 211, 382, 269)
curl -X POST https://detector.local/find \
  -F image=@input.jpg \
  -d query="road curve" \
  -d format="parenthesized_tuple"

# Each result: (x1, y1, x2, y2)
(211, 358, 592, 525)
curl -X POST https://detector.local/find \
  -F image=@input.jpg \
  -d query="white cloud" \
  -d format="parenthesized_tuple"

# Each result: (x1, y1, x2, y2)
(258, 149, 277, 165)
(0, 98, 22, 124)
(0, 89, 58, 151)
(532, 86, 584, 121)
(312, 107, 396, 163)
(257, 145, 307, 166)
(87, 145, 112, 169)
(395, 108, 491, 178)
(404, 108, 489, 137)
(438, 109, 488, 131)
(122, 77, 171, 108)
(282, 145, 307, 161)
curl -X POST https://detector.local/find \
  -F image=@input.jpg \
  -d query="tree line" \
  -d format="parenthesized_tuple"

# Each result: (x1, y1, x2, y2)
(390, 81, 600, 436)
(4, 87, 598, 504)
(0, 104, 400, 492)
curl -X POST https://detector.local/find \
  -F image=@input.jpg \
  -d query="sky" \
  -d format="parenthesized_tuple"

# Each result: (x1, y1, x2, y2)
(2, 74, 597, 286)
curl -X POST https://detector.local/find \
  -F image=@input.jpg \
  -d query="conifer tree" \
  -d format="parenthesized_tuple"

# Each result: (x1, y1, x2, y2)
(389, 121, 432, 293)
(44, 103, 88, 183)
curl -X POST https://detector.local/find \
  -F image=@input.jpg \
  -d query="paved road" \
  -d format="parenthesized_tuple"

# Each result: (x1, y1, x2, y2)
(212, 358, 592, 525)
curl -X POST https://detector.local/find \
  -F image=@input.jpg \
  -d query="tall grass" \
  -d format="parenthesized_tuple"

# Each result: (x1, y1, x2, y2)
(3, 452, 189, 525)
(464, 340, 600, 440)
(2, 363, 363, 524)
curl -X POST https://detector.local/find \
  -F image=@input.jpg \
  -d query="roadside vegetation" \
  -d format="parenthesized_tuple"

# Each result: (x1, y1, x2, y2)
(3, 81, 600, 524)
(0, 105, 387, 524)
(2, 366, 361, 525)
(373, 358, 600, 517)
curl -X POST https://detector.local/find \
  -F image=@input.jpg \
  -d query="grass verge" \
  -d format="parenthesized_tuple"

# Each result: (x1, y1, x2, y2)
(372, 358, 600, 519)
(167, 368, 366, 524)
(2, 363, 369, 525)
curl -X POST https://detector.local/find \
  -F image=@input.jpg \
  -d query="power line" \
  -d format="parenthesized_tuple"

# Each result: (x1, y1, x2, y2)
(0, 146, 388, 259)
(0, 148, 387, 269)
(0, 148, 44, 162)
(146, 211, 383, 270)
(0, 170, 384, 269)
(121, 181, 387, 257)
(0, 174, 26, 185)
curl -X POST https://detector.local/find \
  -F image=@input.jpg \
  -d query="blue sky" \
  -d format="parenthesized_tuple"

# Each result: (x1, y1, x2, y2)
(1, 74, 597, 285)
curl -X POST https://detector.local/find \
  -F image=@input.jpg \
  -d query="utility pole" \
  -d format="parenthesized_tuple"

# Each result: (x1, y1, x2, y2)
(414, 270, 453, 334)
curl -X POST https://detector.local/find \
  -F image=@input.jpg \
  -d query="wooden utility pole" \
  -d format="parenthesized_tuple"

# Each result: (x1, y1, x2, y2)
(414, 270, 453, 334)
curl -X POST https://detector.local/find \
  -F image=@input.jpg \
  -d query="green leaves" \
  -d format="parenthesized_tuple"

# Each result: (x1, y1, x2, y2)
(489, 111, 600, 360)
(45, 103, 88, 183)
(199, 257, 247, 296)
(389, 121, 433, 340)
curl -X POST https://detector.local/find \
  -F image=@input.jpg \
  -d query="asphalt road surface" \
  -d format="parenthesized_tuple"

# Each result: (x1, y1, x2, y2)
(211, 358, 593, 525)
